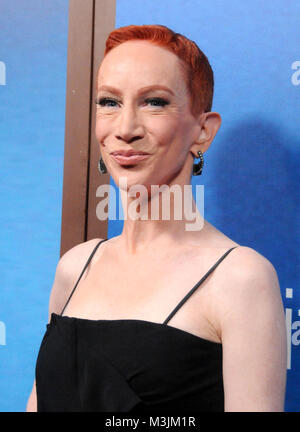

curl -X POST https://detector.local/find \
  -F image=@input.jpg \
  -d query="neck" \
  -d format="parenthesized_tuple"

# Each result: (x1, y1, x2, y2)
(117, 176, 206, 255)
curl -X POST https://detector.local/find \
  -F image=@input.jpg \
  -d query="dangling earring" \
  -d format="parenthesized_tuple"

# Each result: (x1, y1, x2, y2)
(192, 150, 204, 176)
(98, 157, 107, 174)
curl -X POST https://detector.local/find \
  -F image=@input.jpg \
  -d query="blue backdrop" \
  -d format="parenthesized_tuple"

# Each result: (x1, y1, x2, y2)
(0, 0, 299, 412)
(0, 0, 68, 411)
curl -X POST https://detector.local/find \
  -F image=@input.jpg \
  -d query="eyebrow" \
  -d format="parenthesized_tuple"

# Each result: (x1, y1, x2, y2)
(97, 84, 175, 96)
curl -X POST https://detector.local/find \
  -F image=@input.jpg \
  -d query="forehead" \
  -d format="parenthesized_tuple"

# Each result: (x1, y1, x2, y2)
(97, 40, 185, 93)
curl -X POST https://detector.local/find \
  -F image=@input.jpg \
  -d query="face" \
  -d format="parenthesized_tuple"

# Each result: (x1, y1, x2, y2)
(95, 40, 202, 191)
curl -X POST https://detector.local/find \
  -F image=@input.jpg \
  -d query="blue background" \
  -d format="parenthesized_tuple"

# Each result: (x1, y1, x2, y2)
(0, 0, 299, 412)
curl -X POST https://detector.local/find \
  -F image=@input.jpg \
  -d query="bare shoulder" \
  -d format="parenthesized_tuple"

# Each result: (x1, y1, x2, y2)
(48, 238, 104, 319)
(234, 246, 281, 296)
(215, 245, 281, 296)
(57, 238, 103, 279)
(211, 246, 287, 411)
(212, 245, 285, 338)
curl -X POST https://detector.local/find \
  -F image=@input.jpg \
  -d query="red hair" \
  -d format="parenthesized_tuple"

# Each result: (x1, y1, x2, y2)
(101, 24, 214, 116)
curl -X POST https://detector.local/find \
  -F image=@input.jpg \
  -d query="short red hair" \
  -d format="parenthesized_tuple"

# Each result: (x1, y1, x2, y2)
(101, 24, 214, 117)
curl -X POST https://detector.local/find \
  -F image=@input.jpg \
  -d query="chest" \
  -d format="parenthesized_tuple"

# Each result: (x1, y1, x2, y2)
(62, 246, 228, 342)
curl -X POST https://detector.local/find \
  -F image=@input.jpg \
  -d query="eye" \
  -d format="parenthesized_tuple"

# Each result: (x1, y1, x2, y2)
(95, 96, 170, 108)
(145, 98, 169, 107)
(95, 97, 118, 107)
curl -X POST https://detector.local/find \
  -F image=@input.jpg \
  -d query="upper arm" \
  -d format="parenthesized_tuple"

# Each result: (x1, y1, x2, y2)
(47, 249, 75, 321)
(26, 246, 77, 412)
(26, 238, 103, 412)
(48, 238, 103, 321)
(26, 380, 37, 412)
(217, 247, 287, 412)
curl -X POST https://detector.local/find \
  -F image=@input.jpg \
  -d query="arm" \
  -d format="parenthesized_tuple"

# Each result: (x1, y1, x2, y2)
(26, 380, 37, 412)
(25, 255, 68, 412)
(25, 238, 104, 412)
(217, 247, 287, 412)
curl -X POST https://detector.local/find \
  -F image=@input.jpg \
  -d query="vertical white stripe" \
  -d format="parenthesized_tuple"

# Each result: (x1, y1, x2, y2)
(285, 308, 292, 370)
(0, 61, 6, 85)
(0, 321, 6, 346)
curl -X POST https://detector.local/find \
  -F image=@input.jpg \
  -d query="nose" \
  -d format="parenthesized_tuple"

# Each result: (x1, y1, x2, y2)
(116, 102, 144, 144)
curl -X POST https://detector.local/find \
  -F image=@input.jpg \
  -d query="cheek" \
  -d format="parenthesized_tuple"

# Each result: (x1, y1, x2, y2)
(150, 117, 181, 147)
(156, 117, 192, 157)
(95, 113, 190, 151)
(95, 119, 108, 147)
(176, 116, 196, 150)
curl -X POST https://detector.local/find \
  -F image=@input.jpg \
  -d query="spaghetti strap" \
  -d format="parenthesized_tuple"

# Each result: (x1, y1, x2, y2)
(60, 239, 108, 316)
(163, 246, 238, 325)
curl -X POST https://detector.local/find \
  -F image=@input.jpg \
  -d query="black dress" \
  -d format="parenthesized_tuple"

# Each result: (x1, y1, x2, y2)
(35, 239, 238, 412)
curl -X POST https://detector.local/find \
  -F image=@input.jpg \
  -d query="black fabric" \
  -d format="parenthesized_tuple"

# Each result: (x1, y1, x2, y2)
(35, 239, 238, 412)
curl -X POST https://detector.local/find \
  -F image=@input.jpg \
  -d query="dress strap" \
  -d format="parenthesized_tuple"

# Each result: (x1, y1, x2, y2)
(60, 239, 108, 316)
(163, 246, 239, 325)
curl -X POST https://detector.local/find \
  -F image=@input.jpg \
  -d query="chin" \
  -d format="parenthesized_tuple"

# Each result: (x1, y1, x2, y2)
(111, 170, 152, 193)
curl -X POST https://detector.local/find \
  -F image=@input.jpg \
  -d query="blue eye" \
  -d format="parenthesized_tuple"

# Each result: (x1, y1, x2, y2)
(95, 97, 118, 107)
(145, 98, 169, 107)
(95, 97, 170, 107)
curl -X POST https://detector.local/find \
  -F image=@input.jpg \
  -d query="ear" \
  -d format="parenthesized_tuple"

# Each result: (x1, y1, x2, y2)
(190, 112, 222, 155)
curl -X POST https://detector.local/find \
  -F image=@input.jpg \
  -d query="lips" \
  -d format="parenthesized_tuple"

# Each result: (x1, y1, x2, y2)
(110, 150, 150, 156)
(110, 151, 150, 166)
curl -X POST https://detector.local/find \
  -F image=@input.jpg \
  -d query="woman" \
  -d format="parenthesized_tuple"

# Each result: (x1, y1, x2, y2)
(26, 24, 287, 412)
